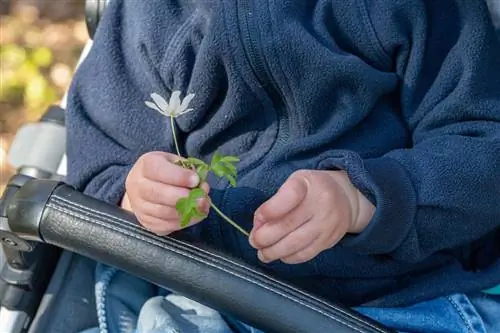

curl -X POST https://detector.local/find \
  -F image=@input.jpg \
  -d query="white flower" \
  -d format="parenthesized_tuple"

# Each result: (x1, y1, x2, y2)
(144, 91, 195, 117)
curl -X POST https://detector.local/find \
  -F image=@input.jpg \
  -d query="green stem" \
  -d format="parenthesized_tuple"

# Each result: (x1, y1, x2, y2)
(210, 202, 249, 237)
(169, 116, 246, 236)
(170, 116, 182, 158)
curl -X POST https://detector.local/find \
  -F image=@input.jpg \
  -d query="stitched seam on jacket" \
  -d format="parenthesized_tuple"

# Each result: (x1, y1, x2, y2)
(357, 0, 392, 68)
(159, 9, 200, 72)
(46, 202, 380, 333)
(52, 195, 385, 333)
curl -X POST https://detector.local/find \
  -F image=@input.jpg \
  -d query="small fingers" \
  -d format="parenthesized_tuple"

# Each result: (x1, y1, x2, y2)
(257, 222, 321, 263)
(139, 152, 200, 188)
(280, 243, 324, 265)
(137, 201, 209, 236)
(254, 172, 309, 223)
(200, 182, 211, 195)
(250, 205, 312, 249)
(275, 227, 346, 264)
(136, 215, 181, 236)
(134, 200, 180, 221)
(137, 179, 191, 206)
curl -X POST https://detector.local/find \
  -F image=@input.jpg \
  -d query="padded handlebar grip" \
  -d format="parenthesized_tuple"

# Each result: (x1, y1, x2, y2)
(6, 179, 393, 333)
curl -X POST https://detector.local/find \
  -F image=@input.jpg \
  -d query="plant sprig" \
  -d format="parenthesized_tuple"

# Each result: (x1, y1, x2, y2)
(175, 188, 207, 228)
(175, 153, 249, 236)
(145, 91, 249, 237)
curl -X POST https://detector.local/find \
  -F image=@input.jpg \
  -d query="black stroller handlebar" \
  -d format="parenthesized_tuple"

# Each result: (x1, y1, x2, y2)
(85, 0, 109, 39)
(4, 178, 393, 333)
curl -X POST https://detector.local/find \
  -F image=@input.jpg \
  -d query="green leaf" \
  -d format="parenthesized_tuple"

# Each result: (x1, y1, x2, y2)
(196, 165, 209, 182)
(185, 157, 207, 167)
(181, 157, 210, 182)
(180, 210, 194, 228)
(188, 188, 208, 221)
(189, 188, 206, 200)
(209, 153, 240, 186)
(175, 188, 208, 228)
(210, 151, 222, 167)
(226, 174, 237, 187)
(221, 161, 237, 176)
(211, 163, 225, 178)
(222, 164, 235, 177)
(175, 197, 191, 227)
(221, 156, 240, 163)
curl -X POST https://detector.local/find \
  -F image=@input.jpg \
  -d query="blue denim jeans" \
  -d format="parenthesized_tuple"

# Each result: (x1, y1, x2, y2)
(80, 265, 500, 333)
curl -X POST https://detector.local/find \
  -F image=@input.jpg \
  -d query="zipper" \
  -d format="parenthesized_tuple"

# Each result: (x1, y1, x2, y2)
(95, 266, 118, 333)
(208, 0, 290, 257)
(236, 0, 290, 149)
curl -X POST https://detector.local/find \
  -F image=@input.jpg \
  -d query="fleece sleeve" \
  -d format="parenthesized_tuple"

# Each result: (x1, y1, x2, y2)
(324, 0, 500, 262)
(65, 0, 178, 204)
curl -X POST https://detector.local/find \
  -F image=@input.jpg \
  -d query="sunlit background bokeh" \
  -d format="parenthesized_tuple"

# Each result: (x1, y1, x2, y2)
(1, 0, 88, 192)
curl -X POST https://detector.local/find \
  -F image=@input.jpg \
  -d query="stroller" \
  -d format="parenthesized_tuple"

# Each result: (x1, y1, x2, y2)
(1, 1, 499, 332)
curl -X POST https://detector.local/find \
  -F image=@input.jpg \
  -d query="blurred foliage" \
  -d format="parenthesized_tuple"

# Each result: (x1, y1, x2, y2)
(1, 44, 57, 111)
(1, 2, 88, 190)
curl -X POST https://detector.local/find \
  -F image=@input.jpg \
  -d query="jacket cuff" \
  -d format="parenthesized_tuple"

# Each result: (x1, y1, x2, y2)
(318, 153, 417, 255)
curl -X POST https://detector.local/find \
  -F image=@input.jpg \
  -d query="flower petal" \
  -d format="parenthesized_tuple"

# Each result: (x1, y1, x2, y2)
(144, 101, 164, 115)
(151, 93, 169, 112)
(177, 108, 195, 117)
(179, 93, 195, 112)
(167, 91, 182, 115)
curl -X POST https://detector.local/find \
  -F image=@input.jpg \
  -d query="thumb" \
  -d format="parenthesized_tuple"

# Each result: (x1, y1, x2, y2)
(254, 171, 309, 226)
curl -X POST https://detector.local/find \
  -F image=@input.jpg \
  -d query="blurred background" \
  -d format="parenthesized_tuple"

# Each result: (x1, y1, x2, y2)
(0, 0, 88, 192)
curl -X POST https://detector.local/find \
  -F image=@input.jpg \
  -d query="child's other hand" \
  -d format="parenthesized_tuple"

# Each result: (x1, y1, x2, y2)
(250, 170, 375, 264)
(123, 152, 210, 235)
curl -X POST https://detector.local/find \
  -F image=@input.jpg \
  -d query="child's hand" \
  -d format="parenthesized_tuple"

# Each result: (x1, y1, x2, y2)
(123, 152, 210, 235)
(250, 170, 375, 264)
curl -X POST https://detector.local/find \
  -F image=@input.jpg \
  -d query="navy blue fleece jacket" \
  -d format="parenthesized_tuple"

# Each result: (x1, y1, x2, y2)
(66, 0, 500, 307)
